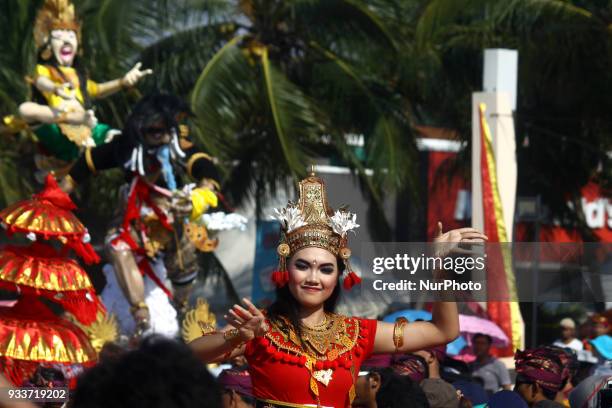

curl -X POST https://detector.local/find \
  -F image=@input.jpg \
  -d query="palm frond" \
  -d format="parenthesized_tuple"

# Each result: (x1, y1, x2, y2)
(190, 36, 257, 157)
(493, 0, 594, 30)
(261, 47, 314, 179)
(291, 0, 396, 51)
(415, 0, 489, 47)
(309, 43, 413, 189)
(140, 23, 237, 95)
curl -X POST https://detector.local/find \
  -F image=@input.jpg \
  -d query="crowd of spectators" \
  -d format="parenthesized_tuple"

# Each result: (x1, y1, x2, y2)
(0, 313, 610, 408)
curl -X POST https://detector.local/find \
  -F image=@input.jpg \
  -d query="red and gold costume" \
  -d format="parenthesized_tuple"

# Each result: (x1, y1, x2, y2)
(247, 314, 377, 407)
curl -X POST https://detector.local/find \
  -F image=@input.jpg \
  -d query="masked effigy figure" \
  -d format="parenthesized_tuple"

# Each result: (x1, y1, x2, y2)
(62, 93, 223, 339)
(5, 0, 151, 179)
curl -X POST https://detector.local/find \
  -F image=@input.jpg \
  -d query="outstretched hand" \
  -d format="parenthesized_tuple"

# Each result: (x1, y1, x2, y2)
(122, 62, 153, 87)
(224, 298, 268, 342)
(433, 221, 488, 258)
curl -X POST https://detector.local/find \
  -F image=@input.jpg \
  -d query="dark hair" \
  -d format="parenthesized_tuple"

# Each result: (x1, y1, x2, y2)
(515, 374, 558, 401)
(222, 389, 255, 406)
(473, 333, 492, 344)
(374, 368, 430, 408)
(267, 255, 345, 340)
(71, 336, 221, 408)
(123, 93, 191, 145)
(105, 93, 192, 168)
(30, 366, 65, 387)
(98, 342, 127, 364)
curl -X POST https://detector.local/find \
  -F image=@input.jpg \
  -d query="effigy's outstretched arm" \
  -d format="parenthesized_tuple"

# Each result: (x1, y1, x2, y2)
(94, 63, 153, 99)
(18, 102, 94, 126)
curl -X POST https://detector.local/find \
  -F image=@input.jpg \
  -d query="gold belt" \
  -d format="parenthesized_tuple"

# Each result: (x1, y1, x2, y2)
(256, 398, 328, 408)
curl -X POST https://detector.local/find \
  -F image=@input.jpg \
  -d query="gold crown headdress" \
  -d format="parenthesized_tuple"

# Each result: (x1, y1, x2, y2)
(34, 0, 81, 51)
(271, 169, 361, 290)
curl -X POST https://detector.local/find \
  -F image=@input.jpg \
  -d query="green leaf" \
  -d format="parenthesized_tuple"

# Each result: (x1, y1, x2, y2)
(309, 42, 413, 189)
(261, 47, 314, 179)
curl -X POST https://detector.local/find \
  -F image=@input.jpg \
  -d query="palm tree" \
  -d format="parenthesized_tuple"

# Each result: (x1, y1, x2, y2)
(392, 0, 612, 236)
(140, 0, 417, 226)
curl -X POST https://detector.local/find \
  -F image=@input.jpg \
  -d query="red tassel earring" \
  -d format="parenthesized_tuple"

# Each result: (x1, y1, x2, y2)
(340, 247, 361, 290)
(272, 242, 290, 287)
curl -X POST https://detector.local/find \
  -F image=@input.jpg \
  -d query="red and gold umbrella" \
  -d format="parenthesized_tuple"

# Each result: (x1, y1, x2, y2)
(0, 243, 93, 292)
(0, 244, 103, 325)
(0, 176, 85, 239)
(0, 298, 97, 385)
(0, 175, 99, 264)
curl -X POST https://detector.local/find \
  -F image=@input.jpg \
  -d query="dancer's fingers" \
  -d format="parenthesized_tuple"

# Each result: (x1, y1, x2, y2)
(242, 298, 262, 316)
(232, 304, 253, 321)
(460, 231, 487, 239)
(224, 315, 241, 329)
(228, 310, 245, 324)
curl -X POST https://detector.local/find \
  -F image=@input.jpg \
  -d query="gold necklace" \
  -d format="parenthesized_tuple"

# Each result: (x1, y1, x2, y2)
(302, 313, 328, 330)
(301, 314, 341, 355)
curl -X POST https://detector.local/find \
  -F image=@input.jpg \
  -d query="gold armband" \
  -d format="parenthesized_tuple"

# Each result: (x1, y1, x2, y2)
(85, 147, 96, 174)
(393, 317, 408, 351)
(186, 152, 213, 178)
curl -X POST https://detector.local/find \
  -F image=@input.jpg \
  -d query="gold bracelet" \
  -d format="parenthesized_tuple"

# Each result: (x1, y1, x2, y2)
(198, 322, 217, 336)
(223, 328, 240, 342)
(393, 317, 408, 351)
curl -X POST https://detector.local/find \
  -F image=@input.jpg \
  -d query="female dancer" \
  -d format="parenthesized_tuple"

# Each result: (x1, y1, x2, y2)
(190, 171, 487, 407)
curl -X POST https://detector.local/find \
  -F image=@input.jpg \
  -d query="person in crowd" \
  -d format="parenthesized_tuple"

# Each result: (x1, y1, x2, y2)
(592, 315, 610, 337)
(189, 171, 487, 407)
(487, 390, 529, 408)
(568, 374, 612, 408)
(413, 346, 446, 381)
(218, 369, 255, 408)
(544, 346, 577, 407)
(590, 332, 612, 361)
(469, 333, 512, 395)
(352, 368, 430, 408)
(514, 347, 566, 407)
(552, 318, 583, 352)
(391, 353, 429, 383)
(71, 336, 221, 408)
(582, 315, 610, 352)
(352, 370, 381, 408)
(589, 333, 612, 376)
(410, 346, 461, 407)
(452, 379, 488, 407)
(22, 367, 67, 408)
(98, 342, 127, 364)
(420, 375, 460, 408)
